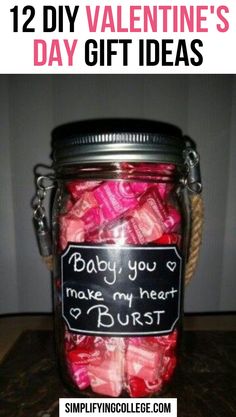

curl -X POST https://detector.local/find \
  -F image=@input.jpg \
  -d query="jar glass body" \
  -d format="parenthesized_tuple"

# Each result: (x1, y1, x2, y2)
(52, 162, 187, 398)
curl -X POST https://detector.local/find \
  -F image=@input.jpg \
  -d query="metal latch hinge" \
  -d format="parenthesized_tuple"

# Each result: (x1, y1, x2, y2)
(184, 148, 202, 194)
(32, 174, 55, 257)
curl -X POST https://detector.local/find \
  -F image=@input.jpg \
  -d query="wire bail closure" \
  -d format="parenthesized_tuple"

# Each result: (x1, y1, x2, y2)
(32, 174, 55, 258)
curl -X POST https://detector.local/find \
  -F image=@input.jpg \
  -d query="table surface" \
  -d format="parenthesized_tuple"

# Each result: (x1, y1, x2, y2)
(0, 330, 235, 417)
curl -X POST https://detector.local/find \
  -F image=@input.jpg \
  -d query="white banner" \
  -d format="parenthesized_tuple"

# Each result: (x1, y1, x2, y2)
(0, 0, 235, 73)
(59, 398, 177, 417)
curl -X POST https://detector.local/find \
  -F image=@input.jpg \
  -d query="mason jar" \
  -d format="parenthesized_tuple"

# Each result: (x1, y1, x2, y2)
(33, 119, 202, 398)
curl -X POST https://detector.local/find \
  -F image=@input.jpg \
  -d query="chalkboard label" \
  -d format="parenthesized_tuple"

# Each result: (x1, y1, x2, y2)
(61, 244, 182, 336)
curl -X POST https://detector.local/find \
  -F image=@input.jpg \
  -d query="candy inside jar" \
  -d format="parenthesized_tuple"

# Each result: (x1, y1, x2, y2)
(49, 119, 194, 398)
(55, 163, 182, 397)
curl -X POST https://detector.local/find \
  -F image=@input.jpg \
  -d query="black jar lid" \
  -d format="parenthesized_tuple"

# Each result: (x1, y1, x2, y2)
(52, 119, 187, 167)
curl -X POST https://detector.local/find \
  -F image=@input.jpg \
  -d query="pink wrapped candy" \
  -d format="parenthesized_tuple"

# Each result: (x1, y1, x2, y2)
(63, 191, 103, 234)
(67, 180, 102, 201)
(155, 182, 174, 200)
(88, 338, 124, 397)
(67, 363, 90, 390)
(88, 359, 123, 397)
(164, 206, 181, 233)
(59, 215, 84, 250)
(93, 181, 139, 221)
(126, 344, 164, 382)
(67, 191, 98, 218)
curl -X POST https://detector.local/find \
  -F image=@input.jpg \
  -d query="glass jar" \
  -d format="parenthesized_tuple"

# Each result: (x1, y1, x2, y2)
(36, 119, 202, 398)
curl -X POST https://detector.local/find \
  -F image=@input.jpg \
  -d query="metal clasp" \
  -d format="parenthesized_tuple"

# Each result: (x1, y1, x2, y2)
(32, 173, 55, 257)
(184, 148, 202, 194)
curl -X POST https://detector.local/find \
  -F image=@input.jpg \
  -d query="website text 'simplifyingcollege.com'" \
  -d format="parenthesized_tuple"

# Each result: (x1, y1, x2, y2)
(59, 398, 177, 417)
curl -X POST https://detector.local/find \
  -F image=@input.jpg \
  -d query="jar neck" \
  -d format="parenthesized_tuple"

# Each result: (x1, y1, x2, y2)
(55, 162, 185, 184)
